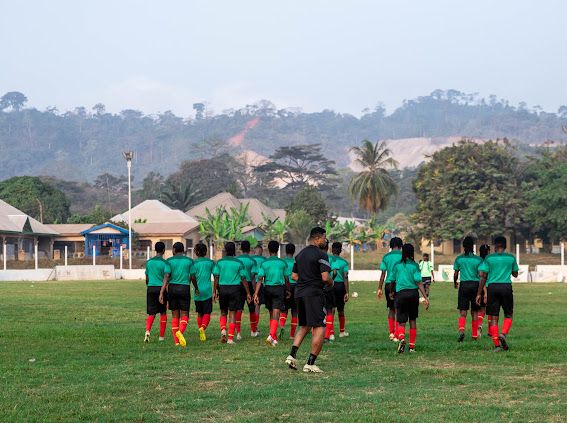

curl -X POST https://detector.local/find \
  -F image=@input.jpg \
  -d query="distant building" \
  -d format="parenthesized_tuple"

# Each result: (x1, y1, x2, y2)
(0, 199, 59, 260)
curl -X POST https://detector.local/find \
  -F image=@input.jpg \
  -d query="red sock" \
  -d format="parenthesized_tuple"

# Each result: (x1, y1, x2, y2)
(159, 315, 167, 338)
(502, 318, 512, 335)
(339, 315, 346, 333)
(145, 315, 155, 332)
(269, 319, 278, 340)
(325, 315, 333, 339)
(395, 321, 399, 335)
(478, 312, 485, 326)
(228, 322, 236, 340)
(409, 328, 416, 348)
(388, 317, 395, 335)
(236, 310, 243, 334)
(290, 316, 298, 337)
(202, 314, 211, 329)
(458, 317, 466, 332)
(171, 317, 180, 344)
(249, 312, 257, 332)
(280, 312, 287, 328)
(179, 316, 188, 334)
(489, 325, 500, 346)
(220, 315, 227, 332)
(256, 312, 261, 331)
(197, 315, 203, 329)
(330, 314, 335, 335)
(472, 319, 479, 339)
(397, 325, 406, 340)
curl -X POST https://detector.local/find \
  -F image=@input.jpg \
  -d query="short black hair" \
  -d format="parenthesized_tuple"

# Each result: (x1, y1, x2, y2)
(494, 236, 507, 249)
(225, 242, 236, 256)
(268, 240, 279, 254)
(423, 253, 429, 259)
(155, 242, 165, 254)
(285, 243, 296, 255)
(173, 242, 185, 254)
(310, 226, 326, 239)
(195, 242, 207, 257)
(255, 244, 263, 252)
(479, 244, 490, 259)
(332, 242, 342, 254)
(390, 237, 403, 249)
(241, 240, 251, 253)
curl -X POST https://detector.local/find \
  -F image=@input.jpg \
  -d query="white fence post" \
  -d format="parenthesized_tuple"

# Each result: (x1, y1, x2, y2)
(210, 242, 214, 260)
(3, 241, 6, 271)
(34, 242, 38, 270)
(350, 244, 354, 271)
(120, 245, 123, 271)
(430, 241, 435, 269)
(561, 242, 565, 267)
(93, 245, 96, 266)
(64, 245, 68, 267)
(516, 243, 520, 265)
(473, 244, 477, 255)
(147, 246, 150, 260)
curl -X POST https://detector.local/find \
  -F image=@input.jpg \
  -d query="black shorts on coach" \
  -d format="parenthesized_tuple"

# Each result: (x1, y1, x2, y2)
(395, 288, 419, 323)
(147, 286, 167, 315)
(334, 283, 346, 312)
(296, 294, 326, 327)
(219, 285, 242, 312)
(324, 286, 336, 309)
(264, 285, 285, 311)
(458, 281, 480, 312)
(284, 284, 296, 311)
(195, 298, 213, 315)
(168, 284, 191, 312)
(486, 283, 513, 318)
(385, 283, 396, 309)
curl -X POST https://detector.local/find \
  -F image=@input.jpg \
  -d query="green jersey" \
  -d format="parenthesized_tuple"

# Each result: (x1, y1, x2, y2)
(213, 257, 245, 286)
(379, 250, 402, 284)
(167, 255, 193, 285)
(251, 255, 266, 275)
(283, 257, 295, 283)
(145, 256, 172, 287)
(419, 260, 433, 278)
(190, 257, 215, 301)
(330, 255, 349, 283)
(392, 261, 422, 292)
(258, 256, 288, 286)
(478, 252, 519, 285)
(453, 254, 483, 282)
(238, 254, 256, 282)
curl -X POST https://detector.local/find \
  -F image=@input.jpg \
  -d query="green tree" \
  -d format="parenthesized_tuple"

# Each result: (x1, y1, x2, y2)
(68, 205, 113, 225)
(287, 186, 329, 224)
(162, 180, 201, 211)
(0, 91, 28, 111)
(140, 171, 165, 201)
(0, 176, 70, 223)
(413, 140, 524, 240)
(349, 140, 398, 215)
(286, 210, 314, 244)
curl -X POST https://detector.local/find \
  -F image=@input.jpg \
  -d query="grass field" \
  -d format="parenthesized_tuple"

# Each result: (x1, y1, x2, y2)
(1, 281, 566, 422)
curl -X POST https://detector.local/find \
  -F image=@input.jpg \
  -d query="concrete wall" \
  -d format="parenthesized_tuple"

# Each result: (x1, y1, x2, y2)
(55, 265, 116, 281)
(533, 265, 567, 283)
(115, 269, 146, 280)
(437, 264, 530, 283)
(0, 269, 55, 281)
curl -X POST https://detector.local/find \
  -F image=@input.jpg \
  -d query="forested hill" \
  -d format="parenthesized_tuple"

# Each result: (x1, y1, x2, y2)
(0, 89, 566, 182)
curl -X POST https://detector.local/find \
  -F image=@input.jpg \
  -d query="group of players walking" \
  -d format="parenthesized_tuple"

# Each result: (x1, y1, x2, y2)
(144, 226, 519, 373)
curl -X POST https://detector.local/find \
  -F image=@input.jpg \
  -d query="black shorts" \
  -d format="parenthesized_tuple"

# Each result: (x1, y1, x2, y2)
(296, 294, 326, 327)
(284, 284, 296, 311)
(422, 277, 432, 286)
(195, 298, 213, 315)
(239, 281, 263, 312)
(324, 286, 336, 310)
(395, 289, 419, 323)
(334, 283, 346, 312)
(458, 281, 481, 312)
(147, 286, 167, 315)
(385, 283, 396, 309)
(168, 284, 191, 312)
(486, 283, 513, 318)
(264, 285, 286, 311)
(219, 285, 242, 312)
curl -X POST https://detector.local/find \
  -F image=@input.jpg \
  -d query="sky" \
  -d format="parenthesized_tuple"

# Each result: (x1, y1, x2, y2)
(1, 1, 566, 117)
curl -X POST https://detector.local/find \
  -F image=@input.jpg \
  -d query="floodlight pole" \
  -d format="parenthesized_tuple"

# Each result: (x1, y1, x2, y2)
(123, 151, 134, 270)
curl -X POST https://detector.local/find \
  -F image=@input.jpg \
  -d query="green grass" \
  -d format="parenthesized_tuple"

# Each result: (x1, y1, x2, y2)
(0, 281, 566, 422)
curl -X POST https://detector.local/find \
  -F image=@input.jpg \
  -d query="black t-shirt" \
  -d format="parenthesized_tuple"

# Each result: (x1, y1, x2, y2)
(293, 245, 331, 298)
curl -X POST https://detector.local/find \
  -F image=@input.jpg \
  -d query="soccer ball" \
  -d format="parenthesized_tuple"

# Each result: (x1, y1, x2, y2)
(352, 292, 359, 298)
(419, 297, 425, 303)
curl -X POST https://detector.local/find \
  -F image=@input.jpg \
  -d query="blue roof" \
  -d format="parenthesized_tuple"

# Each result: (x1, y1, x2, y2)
(80, 222, 130, 236)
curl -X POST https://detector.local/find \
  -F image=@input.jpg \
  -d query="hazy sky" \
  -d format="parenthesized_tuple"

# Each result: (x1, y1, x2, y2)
(1, 1, 565, 116)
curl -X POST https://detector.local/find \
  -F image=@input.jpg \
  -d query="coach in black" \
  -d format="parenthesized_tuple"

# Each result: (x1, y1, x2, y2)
(285, 227, 332, 373)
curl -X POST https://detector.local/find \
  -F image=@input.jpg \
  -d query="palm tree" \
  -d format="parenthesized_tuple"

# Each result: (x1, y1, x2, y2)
(349, 140, 399, 214)
(162, 180, 201, 211)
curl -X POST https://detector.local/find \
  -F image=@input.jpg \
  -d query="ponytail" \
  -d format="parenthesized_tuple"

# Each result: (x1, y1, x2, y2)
(401, 243, 415, 264)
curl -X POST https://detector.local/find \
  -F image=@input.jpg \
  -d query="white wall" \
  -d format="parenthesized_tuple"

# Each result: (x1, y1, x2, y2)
(0, 269, 55, 281)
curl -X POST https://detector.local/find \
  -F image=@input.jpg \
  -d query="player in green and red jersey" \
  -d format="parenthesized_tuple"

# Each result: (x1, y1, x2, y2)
(280, 243, 297, 339)
(144, 242, 171, 343)
(330, 242, 350, 338)
(190, 243, 215, 342)
(213, 242, 252, 344)
(159, 242, 198, 347)
(476, 236, 519, 352)
(377, 237, 403, 341)
(251, 245, 267, 335)
(390, 243, 430, 353)
(254, 240, 290, 347)
(453, 236, 483, 342)
(237, 240, 257, 339)
(477, 244, 491, 333)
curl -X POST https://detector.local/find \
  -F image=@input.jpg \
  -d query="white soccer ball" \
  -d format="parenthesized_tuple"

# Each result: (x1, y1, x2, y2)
(352, 292, 359, 298)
